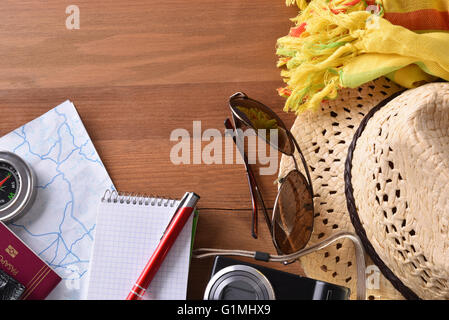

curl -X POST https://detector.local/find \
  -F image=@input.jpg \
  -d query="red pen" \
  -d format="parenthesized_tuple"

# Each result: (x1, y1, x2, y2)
(126, 192, 200, 300)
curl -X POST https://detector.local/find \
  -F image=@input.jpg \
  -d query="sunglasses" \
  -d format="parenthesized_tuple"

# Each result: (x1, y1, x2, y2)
(225, 92, 315, 255)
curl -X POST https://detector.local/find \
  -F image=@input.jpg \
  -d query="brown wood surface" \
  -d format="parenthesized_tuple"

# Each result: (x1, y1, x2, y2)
(0, 0, 305, 299)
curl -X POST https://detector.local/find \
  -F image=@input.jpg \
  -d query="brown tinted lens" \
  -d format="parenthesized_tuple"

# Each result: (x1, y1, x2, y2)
(272, 170, 314, 254)
(231, 101, 294, 155)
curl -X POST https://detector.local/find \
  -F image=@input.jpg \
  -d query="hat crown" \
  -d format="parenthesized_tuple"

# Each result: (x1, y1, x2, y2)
(351, 83, 449, 299)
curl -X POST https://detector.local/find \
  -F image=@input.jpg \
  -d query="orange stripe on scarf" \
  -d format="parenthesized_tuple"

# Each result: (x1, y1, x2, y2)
(384, 9, 449, 31)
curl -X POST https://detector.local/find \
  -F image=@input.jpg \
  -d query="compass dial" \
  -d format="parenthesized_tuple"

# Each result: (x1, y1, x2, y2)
(0, 162, 20, 209)
(0, 151, 36, 222)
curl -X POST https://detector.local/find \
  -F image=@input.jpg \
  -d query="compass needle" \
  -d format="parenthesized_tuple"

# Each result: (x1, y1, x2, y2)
(0, 173, 11, 188)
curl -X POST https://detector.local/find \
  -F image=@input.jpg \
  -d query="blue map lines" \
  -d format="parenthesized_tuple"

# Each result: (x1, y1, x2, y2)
(0, 101, 113, 299)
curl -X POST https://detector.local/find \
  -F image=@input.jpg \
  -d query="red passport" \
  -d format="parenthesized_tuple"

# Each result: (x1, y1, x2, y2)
(0, 222, 61, 299)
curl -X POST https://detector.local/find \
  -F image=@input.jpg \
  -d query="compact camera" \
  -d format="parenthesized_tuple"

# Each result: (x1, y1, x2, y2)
(204, 256, 350, 300)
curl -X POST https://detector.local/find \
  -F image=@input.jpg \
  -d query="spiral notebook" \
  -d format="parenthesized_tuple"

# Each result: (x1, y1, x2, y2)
(86, 190, 198, 300)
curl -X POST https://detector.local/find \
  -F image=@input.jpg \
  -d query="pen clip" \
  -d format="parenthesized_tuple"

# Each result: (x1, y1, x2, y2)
(160, 192, 189, 240)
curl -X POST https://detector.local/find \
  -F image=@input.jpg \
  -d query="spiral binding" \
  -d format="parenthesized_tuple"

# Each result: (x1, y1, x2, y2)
(101, 189, 177, 207)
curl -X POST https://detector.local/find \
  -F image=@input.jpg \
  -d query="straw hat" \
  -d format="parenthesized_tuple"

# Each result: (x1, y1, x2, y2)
(279, 78, 449, 300)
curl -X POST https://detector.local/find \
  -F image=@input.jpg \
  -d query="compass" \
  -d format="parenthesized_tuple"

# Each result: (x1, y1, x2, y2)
(0, 151, 36, 222)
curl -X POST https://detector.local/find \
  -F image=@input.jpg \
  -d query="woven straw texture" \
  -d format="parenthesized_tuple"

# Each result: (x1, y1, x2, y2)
(279, 77, 405, 300)
(348, 83, 449, 300)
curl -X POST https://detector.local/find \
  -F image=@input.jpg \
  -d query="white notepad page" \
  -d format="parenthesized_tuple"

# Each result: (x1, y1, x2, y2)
(86, 197, 193, 300)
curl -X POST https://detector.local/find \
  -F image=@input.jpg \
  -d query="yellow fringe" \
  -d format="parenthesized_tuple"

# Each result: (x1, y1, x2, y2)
(286, 0, 310, 10)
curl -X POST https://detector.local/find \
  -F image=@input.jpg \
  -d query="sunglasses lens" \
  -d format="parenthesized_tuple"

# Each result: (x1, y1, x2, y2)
(236, 105, 278, 130)
(230, 98, 294, 155)
(272, 170, 314, 254)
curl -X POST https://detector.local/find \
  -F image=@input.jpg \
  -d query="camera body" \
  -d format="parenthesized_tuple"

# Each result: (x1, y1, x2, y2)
(204, 256, 350, 300)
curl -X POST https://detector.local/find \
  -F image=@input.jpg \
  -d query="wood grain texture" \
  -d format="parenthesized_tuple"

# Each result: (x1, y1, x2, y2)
(0, 0, 306, 299)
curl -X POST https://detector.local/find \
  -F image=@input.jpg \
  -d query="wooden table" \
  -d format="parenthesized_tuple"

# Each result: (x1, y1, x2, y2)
(0, 0, 305, 299)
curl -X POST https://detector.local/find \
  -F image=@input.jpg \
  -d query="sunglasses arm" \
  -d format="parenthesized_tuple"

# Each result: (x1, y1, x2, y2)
(225, 118, 274, 239)
(270, 232, 366, 301)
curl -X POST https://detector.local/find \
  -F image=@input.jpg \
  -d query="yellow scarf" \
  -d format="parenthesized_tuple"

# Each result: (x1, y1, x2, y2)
(277, 0, 449, 114)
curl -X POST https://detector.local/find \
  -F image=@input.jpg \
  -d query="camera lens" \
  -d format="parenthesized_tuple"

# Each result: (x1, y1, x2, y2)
(220, 280, 256, 299)
(204, 265, 275, 300)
